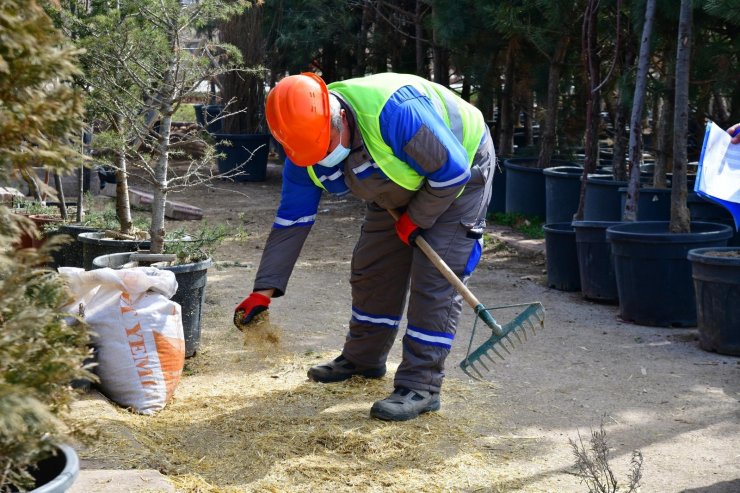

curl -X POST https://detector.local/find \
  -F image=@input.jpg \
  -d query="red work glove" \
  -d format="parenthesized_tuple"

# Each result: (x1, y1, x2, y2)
(233, 292, 271, 330)
(395, 211, 422, 246)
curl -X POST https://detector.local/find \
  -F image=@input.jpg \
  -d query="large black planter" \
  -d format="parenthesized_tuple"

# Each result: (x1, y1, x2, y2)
(92, 252, 212, 358)
(618, 187, 672, 221)
(688, 247, 740, 355)
(572, 221, 621, 303)
(213, 133, 270, 182)
(504, 158, 577, 219)
(486, 162, 506, 216)
(193, 104, 224, 134)
(606, 221, 733, 327)
(27, 444, 79, 492)
(583, 175, 628, 221)
(48, 225, 100, 269)
(544, 166, 583, 224)
(688, 193, 740, 246)
(543, 222, 580, 292)
(78, 231, 151, 271)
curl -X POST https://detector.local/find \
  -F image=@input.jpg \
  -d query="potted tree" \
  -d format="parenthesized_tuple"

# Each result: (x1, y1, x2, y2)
(1, 2, 94, 491)
(67, 0, 249, 356)
(606, 0, 733, 327)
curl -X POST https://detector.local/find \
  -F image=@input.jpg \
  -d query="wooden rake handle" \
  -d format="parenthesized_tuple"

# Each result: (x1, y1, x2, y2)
(387, 209, 502, 334)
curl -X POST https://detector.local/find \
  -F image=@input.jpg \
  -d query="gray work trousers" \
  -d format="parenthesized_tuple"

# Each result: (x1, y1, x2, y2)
(342, 137, 495, 393)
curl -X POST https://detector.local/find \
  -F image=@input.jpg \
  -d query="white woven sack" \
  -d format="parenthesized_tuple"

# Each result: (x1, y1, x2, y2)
(60, 267, 185, 415)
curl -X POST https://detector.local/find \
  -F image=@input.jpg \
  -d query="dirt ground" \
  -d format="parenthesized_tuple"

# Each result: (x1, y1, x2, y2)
(71, 159, 740, 493)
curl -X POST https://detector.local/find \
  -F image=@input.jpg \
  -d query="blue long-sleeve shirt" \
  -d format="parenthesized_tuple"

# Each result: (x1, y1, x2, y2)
(256, 83, 486, 296)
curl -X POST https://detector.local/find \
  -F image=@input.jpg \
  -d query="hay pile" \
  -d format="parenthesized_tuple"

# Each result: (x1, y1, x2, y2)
(71, 312, 527, 492)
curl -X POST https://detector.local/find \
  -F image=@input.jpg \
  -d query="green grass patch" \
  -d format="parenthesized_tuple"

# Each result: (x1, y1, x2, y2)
(488, 212, 545, 239)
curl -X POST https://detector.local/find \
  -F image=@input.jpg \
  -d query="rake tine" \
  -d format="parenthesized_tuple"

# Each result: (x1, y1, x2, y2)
(527, 317, 537, 335)
(504, 334, 517, 350)
(491, 346, 507, 360)
(468, 362, 484, 379)
(477, 357, 490, 372)
(483, 352, 496, 365)
(512, 328, 524, 345)
(519, 325, 528, 341)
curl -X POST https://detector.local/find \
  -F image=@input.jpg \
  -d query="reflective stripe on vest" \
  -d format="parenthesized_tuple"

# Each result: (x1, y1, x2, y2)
(311, 73, 485, 191)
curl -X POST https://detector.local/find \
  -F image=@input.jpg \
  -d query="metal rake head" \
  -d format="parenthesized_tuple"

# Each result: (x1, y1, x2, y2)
(460, 302, 545, 380)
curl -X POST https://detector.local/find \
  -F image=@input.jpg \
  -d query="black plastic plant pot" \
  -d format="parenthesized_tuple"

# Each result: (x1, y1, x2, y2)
(48, 225, 100, 269)
(618, 187, 671, 221)
(606, 221, 733, 327)
(688, 193, 740, 246)
(543, 222, 581, 292)
(688, 247, 740, 356)
(92, 252, 211, 358)
(486, 162, 506, 216)
(193, 104, 224, 134)
(213, 133, 270, 182)
(78, 231, 150, 271)
(583, 174, 628, 221)
(572, 221, 622, 303)
(544, 166, 584, 224)
(503, 158, 577, 219)
(28, 444, 79, 492)
(162, 258, 212, 358)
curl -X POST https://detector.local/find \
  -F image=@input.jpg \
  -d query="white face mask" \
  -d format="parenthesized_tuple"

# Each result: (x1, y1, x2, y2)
(316, 127, 350, 167)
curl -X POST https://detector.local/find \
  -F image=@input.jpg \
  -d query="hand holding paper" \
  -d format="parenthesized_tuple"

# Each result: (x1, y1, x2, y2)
(728, 124, 740, 144)
(695, 120, 740, 230)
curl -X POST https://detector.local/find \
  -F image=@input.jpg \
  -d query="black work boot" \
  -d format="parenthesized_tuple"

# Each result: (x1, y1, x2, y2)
(307, 355, 386, 383)
(370, 387, 441, 421)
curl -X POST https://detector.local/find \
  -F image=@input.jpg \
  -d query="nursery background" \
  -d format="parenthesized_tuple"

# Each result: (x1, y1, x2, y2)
(1, 0, 739, 492)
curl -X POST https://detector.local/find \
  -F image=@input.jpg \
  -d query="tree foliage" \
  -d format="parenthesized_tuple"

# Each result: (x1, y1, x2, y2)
(0, 2, 91, 490)
(0, 0, 85, 179)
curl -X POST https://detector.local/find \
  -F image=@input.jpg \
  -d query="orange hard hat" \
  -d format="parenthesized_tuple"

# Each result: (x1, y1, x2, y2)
(265, 72, 331, 166)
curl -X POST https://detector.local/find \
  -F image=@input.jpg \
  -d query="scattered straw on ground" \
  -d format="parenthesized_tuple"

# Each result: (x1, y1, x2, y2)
(69, 312, 533, 493)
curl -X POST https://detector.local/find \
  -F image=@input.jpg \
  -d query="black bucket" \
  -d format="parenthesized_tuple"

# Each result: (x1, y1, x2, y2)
(543, 222, 580, 292)
(193, 104, 224, 134)
(572, 221, 621, 303)
(78, 231, 151, 271)
(213, 133, 270, 182)
(544, 166, 584, 224)
(48, 225, 100, 268)
(504, 158, 577, 219)
(161, 258, 212, 358)
(618, 187, 672, 221)
(486, 161, 506, 215)
(92, 251, 211, 358)
(606, 221, 732, 327)
(688, 247, 740, 356)
(584, 175, 628, 221)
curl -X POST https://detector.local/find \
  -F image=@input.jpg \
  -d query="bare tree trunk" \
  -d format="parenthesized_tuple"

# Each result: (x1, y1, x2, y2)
(220, 4, 265, 134)
(622, 0, 656, 222)
(53, 173, 68, 220)
(431, 5, 448, 85)
(537, 36, 570, 168)
(523, 87, 534, 147)
(654, 88, 674, 188)
(149, 54, 176, 254)
(612, 88, 629, 180)
(113, 116, 132, 235)
(670, 0, 692, 233)
(415, 0, 425, 77)
(461, 77, 471, 102)
(355, 2, 372, 77)
(499, 39, 517, 157)
(574, 0, 600, 221)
